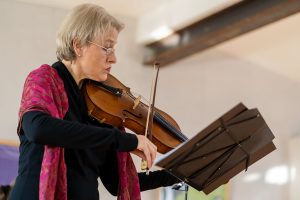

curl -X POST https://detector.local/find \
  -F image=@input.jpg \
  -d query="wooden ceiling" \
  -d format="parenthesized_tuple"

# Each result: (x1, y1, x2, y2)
(143, 0, 300, 66)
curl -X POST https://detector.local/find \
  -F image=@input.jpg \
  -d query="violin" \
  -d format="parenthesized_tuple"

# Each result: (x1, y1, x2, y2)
(82, 74, 188, 154)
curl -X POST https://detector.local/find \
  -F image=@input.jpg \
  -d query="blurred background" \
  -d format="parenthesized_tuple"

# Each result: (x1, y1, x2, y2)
(1, 0, 300, 199)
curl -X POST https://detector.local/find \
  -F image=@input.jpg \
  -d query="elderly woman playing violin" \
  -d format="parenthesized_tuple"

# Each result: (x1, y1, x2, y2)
(9, 3, 179, 200)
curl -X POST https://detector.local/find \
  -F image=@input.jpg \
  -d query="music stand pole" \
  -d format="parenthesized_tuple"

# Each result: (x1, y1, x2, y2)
(184, 183, 189, 200)
(172, 182, 189, 200)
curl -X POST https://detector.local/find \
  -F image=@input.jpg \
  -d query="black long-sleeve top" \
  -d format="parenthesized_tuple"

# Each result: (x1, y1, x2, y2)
(9, 61, 178, 200)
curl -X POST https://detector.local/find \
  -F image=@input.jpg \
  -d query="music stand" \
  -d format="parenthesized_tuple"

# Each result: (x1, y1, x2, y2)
(155, 103, 276, 194)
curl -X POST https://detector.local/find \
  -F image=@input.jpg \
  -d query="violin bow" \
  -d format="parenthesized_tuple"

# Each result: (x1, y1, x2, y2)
(141, 62, 160, 172)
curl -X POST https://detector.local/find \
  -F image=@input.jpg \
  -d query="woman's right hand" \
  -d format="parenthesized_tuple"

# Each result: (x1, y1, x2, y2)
(131, 135, 157, 169)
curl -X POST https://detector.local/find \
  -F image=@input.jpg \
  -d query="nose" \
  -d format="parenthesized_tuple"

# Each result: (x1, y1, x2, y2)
(107, 52, 117, 64)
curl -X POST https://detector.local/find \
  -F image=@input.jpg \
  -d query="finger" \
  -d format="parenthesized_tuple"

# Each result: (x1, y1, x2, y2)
(131, 150, 146, 160)
(146, 145, 152, 168)
(152, 145, 157, 165)
(149, 143, 157, 167)
(142, 138, 156, 168)
(142, 145, 152, 169)
(148, 143, 157, 168)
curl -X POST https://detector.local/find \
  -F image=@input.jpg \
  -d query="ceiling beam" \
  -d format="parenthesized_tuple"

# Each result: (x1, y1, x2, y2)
(143, 0, 300, 66)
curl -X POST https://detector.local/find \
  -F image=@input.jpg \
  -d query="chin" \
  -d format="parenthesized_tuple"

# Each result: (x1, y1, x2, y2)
(98, 74, 108, 82)
(89, 72, 108, 82)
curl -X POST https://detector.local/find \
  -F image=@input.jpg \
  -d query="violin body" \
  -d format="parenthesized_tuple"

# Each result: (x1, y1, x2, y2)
(82, 74, 187, 154)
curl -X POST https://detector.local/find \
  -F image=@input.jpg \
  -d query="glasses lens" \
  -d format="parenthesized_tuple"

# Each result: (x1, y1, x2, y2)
(106, 48, 114, 55)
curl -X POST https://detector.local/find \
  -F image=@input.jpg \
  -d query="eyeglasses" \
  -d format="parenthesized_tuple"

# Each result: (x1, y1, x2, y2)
(87, 41, 115, 55)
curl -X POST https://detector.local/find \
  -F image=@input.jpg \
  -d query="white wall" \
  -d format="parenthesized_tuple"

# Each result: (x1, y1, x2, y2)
(1, 1, 300, 200)
(0, 0, 66, 141)
(289, 136, 300, 200)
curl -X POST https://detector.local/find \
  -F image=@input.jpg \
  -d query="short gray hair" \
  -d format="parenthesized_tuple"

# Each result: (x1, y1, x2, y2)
(56, 3, 124, 61)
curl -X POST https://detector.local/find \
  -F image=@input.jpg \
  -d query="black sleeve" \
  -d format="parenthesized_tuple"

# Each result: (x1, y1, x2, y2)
(98, 150, 119, 196)
(21, 111, 138, 151)
(138, 170, 181, 191)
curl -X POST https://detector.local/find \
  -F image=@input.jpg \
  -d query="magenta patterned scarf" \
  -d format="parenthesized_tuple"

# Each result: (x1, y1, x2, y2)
(18, 64, 68, 200)
(18, 64, 141, 200)
(117, 127, 141, 200)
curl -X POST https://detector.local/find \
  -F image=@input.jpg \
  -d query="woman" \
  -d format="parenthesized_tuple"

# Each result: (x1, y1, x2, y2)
(9, 3, 179, 200)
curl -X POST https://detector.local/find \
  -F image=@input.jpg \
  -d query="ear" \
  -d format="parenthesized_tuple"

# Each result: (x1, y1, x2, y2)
(72, 38, 82, 57)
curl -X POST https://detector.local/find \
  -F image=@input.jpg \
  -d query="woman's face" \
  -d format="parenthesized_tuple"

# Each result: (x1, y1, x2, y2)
(76, 28, 119, 82)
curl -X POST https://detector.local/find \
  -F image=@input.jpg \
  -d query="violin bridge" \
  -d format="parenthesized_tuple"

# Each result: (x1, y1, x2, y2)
(133, 95, 142, 110)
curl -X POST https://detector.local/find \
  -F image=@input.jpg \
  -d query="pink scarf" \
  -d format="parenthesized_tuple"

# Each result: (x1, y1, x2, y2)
(117, 127, 141, 200)
(18, 64, 141, 200)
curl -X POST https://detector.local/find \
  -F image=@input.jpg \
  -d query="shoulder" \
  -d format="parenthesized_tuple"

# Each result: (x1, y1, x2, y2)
(26, 64, 63, 86)
(28, 64, 59, 79)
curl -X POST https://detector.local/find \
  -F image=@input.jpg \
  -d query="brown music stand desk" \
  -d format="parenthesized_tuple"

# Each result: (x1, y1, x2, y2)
(155, 103, 276, 194)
